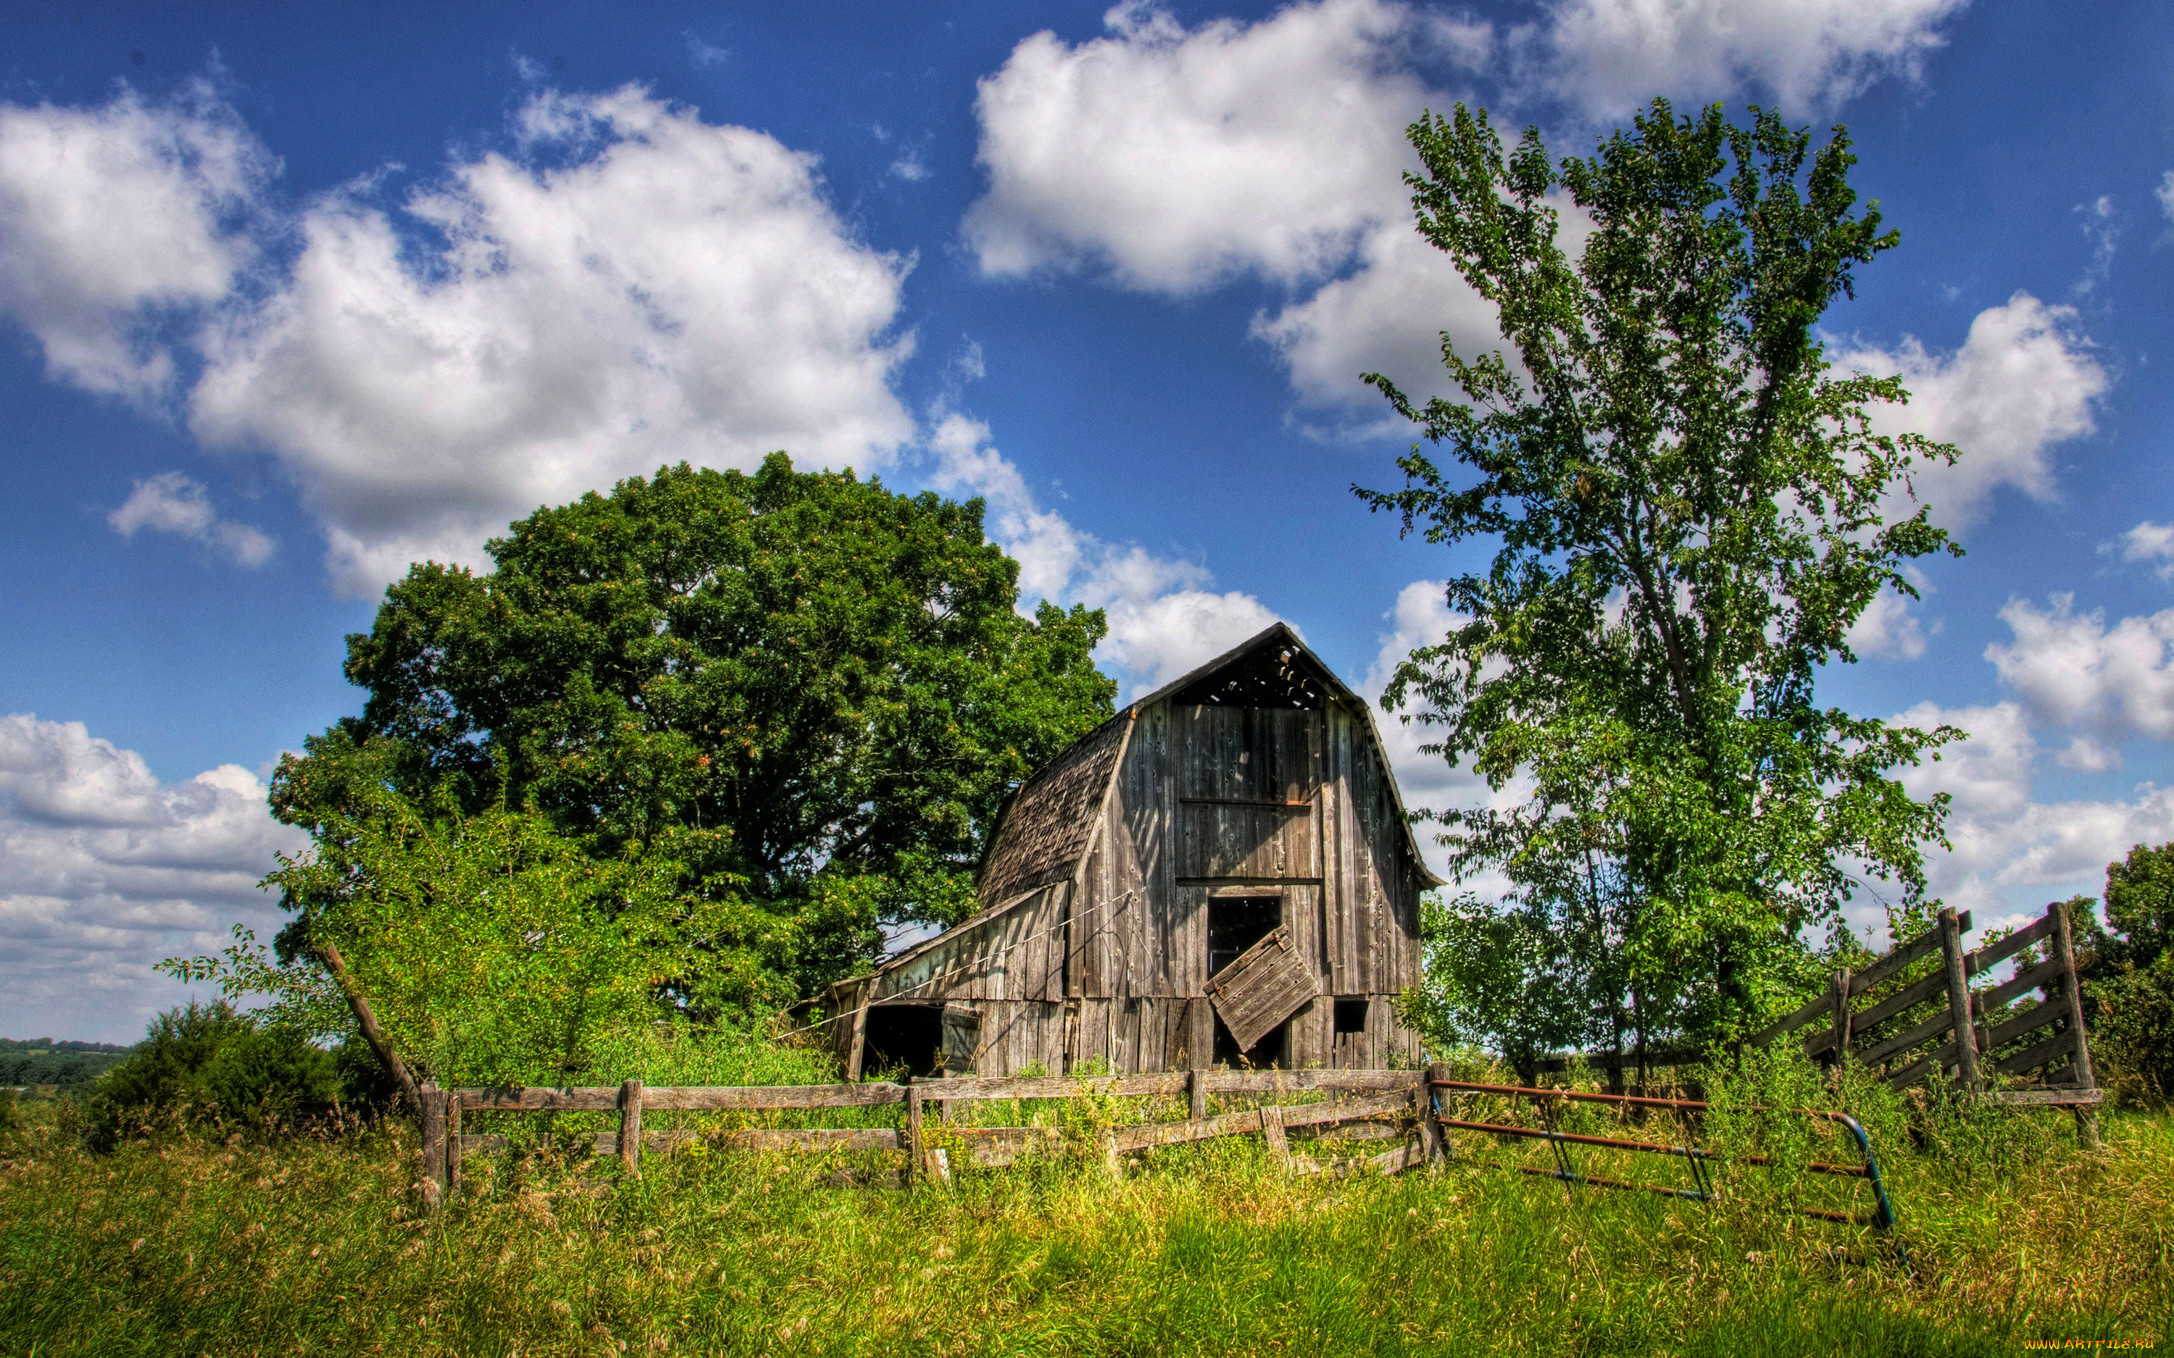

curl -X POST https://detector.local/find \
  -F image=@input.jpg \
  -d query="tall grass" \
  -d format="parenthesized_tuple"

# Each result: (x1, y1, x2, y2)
(2, 1092, 2167, 1357)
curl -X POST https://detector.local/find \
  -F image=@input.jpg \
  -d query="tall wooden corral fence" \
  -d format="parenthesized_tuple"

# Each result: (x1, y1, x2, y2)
(417, 1068, 1438, 1205)
(1747, 902, 2100, 1115)
(1522, 902, 2101, 1131)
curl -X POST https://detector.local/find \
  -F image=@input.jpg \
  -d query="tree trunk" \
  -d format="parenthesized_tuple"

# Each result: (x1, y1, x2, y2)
(317, 940, 423, 1115)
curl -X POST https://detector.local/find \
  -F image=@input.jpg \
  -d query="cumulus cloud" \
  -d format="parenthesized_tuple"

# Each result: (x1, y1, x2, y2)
(1537, 0, 1969, 117)
(923, 411, 1279, 691)
(1837, 292, 2108, 528)
(963, 0, 1982, 430)
(0, 714, 307, 1043)
(2, 81, 915, 595)
(2109, 520, 2174, 582)
(964, 0, 1432, 293)
(1251, 223, 1497, 421)
(189, 84, 915, 594)
(1986, 595, 2174, 741)
(108, 470, 274, 566)
(1889, 700, 2174, 932)
(0, 80, 271, 402)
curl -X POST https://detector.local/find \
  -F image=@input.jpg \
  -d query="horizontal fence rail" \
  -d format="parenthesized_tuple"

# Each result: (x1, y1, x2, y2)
(417, 1068, 1437, 1204)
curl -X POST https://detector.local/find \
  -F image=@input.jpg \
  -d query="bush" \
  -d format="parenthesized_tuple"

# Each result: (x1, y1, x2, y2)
(2091, 951, 2174, 1109)
(84, 1002, 338, 1150)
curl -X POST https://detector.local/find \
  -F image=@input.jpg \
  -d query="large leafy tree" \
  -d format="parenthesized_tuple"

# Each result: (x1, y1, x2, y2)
(273, 454, 1114, 1005)
(1364, 101, 1962, 1058)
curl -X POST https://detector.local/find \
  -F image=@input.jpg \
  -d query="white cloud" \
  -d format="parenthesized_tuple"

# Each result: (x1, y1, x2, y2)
(0, 714, 307, 1043)
(1838, 292, 2108, 528)
(187, 84, 915, 594)
(108, 470, 274, 567)
(2110, 520, 2174, 581)
(1250, 222, 1499, 421)
(1986, 595, 2174, 741)
(0, 80, 271, 402)
(2, 81, 917, 596)
(923, 411, 1280, 691)
(1889, 700, 2174, 931)
(2057, 736, 2122, 775)
(2156, 170, 2174, 227)
(964, 0, 1433, 293)
(1538, 0, 1969, 117)
(1843, 578, 1932, 661)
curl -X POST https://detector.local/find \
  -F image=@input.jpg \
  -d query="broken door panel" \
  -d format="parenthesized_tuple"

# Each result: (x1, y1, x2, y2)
(1208, 926, 1317, 1053)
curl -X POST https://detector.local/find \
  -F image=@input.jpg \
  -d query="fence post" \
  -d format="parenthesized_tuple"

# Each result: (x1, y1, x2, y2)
(903, 1075, 923, 1186)
(617, 1078, 644, 1179)
(1416, 1066, 1445, 1167)
(1187, 1067, 1207, 1124)
(2050, 901, 2101, 1149)
(1829, 968, 1853, 1067)
(1259, 1104, 1292, 1172)
(445, 1088, 462, 1200)
(1937, 907, 1983, 1097)
(419, 1081, 446, 1211)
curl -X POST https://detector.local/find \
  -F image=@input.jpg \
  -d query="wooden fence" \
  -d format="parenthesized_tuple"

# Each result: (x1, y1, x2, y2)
(1747, 902, 2099, 1108)
(417, 1068, 1434, 1206)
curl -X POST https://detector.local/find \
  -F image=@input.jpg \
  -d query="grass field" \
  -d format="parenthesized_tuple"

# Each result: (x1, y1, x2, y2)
(1, 1092, 2168, 1357)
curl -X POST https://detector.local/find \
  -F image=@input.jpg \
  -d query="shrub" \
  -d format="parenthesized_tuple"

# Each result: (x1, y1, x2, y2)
(2090, 951, 2174, 1109)
(83, 1002, 338, 1150)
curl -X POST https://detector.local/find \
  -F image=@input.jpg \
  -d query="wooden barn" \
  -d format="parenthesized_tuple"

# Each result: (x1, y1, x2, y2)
(819, 623, 1444, 1078)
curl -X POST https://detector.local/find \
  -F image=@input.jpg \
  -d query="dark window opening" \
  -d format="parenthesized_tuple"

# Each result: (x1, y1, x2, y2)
(861, 1003, 944, 1077)
(1208, 894, 1281, 978)
(1334, 997, 1369, 1035)
(1214, 1014, 1290, 1069)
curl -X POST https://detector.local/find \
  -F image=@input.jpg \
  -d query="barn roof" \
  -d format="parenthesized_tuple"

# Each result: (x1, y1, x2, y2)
(854, 623, 1447, 990)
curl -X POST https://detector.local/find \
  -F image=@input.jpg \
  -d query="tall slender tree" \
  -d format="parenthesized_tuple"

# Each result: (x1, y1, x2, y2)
(1365, 101, 1962, 1058)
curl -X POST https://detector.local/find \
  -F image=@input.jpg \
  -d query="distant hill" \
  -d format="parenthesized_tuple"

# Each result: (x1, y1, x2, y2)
(2, 1037, 135, 1091)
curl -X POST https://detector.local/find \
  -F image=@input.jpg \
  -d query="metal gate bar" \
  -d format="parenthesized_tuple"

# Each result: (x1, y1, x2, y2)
(1427, 1078, 1898, 1233)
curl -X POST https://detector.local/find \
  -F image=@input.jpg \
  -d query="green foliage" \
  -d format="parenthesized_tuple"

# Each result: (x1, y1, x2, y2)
(1358, 100, 1961, 1054)
(2102, 840, 2174, 970)
(177, 798, 738, 1087)
(271, 454, 1113, 981)
(1398, 892, 1590, 1077)
(2091, 951, 2174, 1109)
(2065, 843, 2174, 1108)
(82, 1003, 337, 1151)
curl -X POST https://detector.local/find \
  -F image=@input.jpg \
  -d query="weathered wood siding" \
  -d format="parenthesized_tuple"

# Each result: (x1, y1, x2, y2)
(1322, 702, 1422, 999)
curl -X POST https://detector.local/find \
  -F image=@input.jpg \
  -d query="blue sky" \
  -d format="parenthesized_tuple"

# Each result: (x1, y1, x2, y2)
(3, 0, 2171, 1041)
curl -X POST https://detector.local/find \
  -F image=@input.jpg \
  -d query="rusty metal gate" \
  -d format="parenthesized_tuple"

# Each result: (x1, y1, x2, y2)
(1426, 1078, 1900, 1235)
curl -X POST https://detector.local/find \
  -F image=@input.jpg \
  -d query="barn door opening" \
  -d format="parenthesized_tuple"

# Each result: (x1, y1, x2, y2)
(861, 1003, 944, 1077)
(1208, 892, 1293, 1066)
